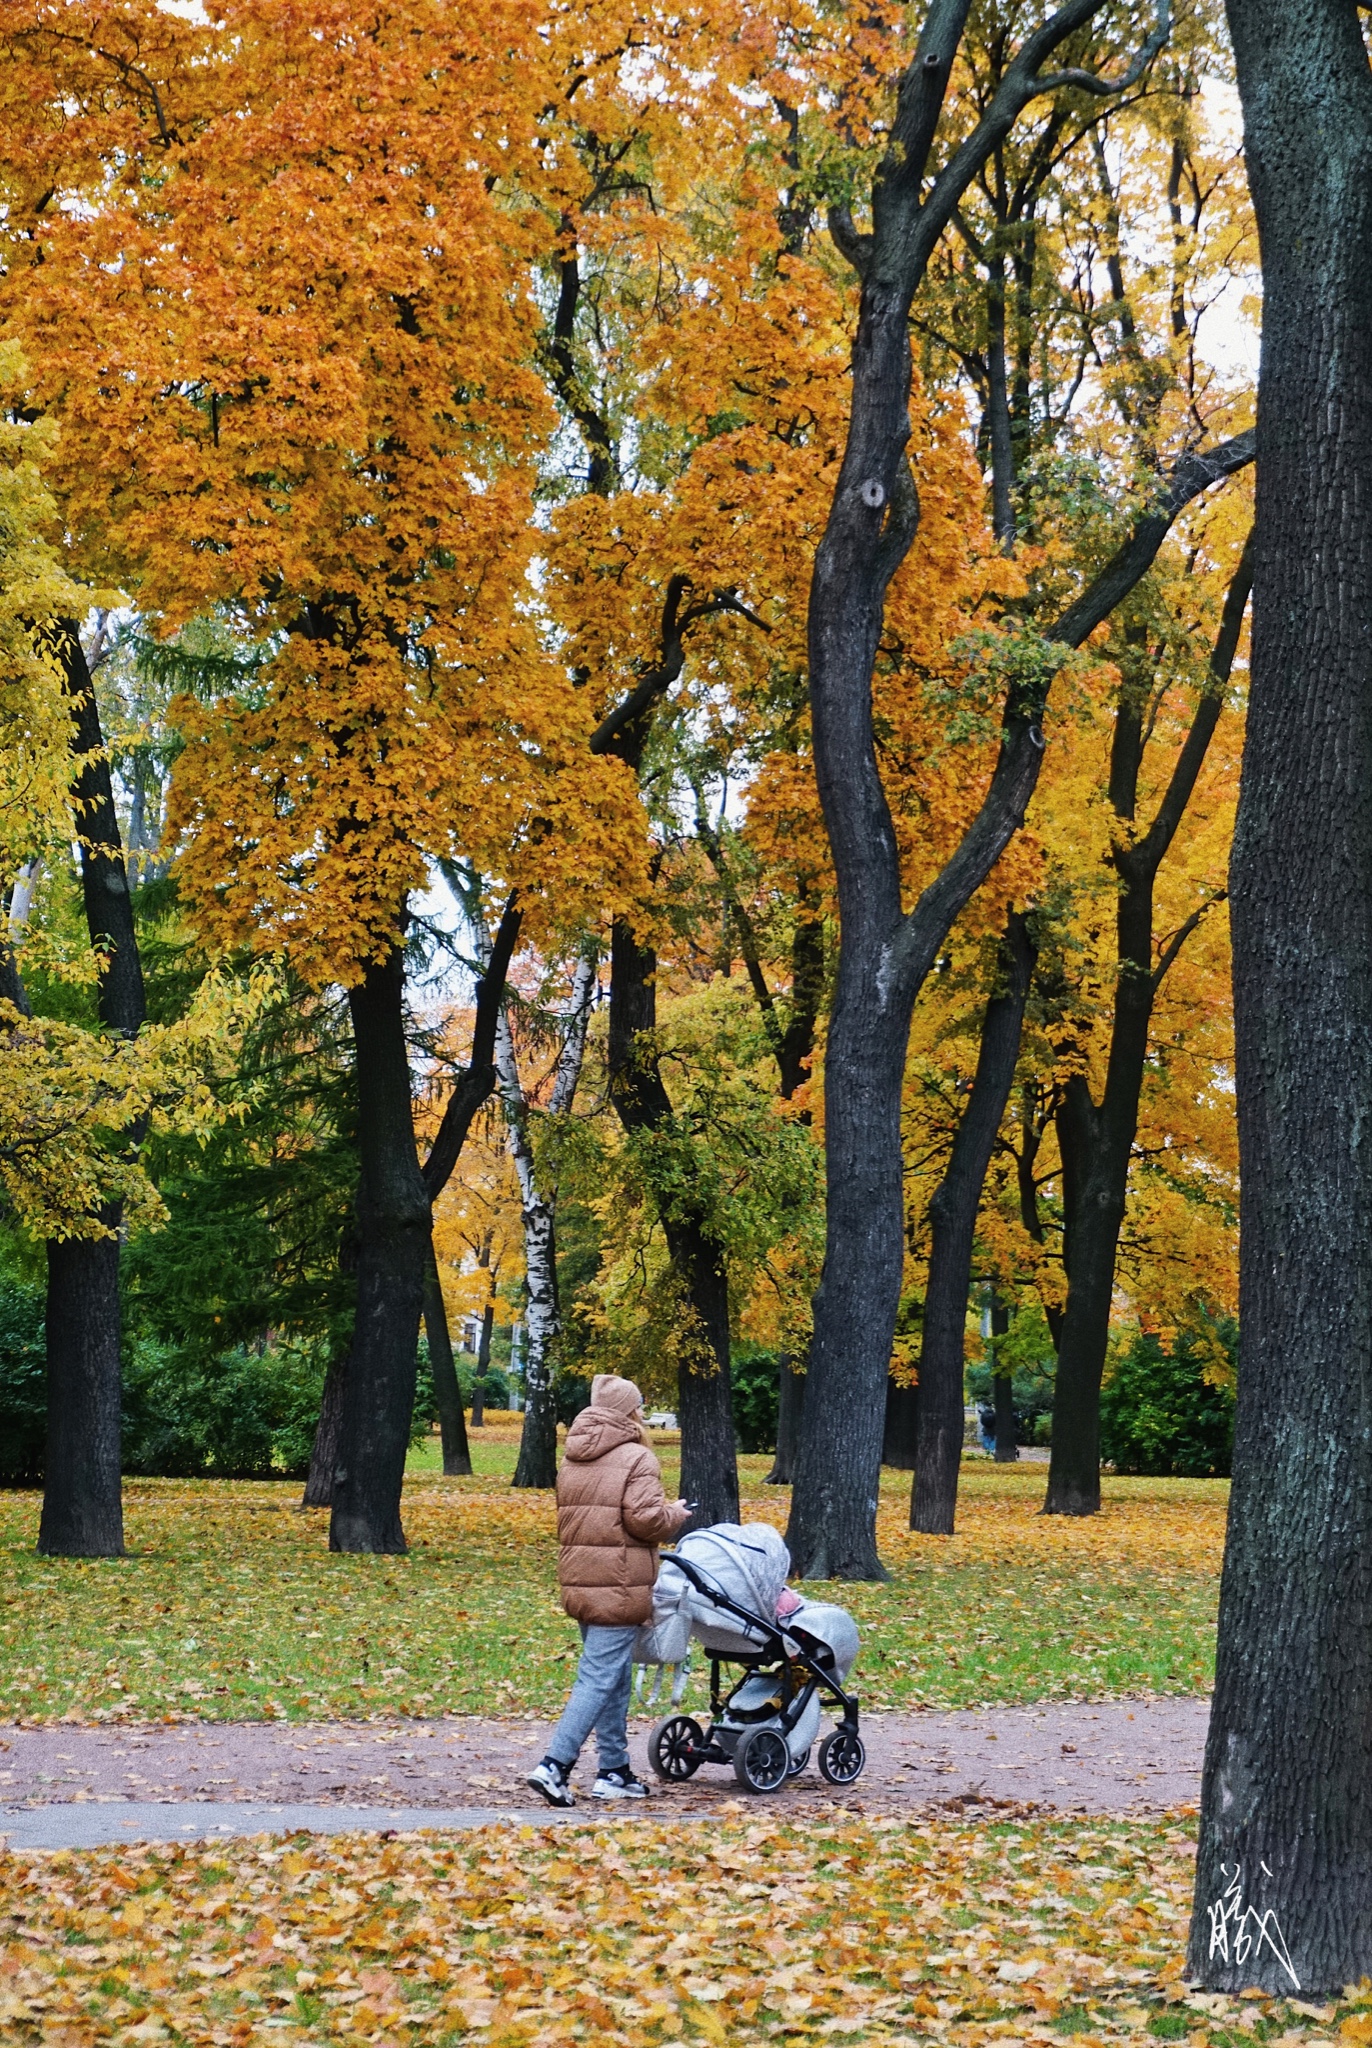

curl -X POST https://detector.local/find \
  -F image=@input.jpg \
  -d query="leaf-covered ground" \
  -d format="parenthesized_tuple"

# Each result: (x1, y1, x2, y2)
(0, 1809, 1355, 2047)
(0, 1449, 1224, 1724)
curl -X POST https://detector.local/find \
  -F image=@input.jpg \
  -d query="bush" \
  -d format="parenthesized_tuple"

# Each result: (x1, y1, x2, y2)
(0, 1280, 46, 1485)
(731, 1349, 781, 1455)
(123, 1337, 331, 1479)
(1100, 1327, 1236, 1478)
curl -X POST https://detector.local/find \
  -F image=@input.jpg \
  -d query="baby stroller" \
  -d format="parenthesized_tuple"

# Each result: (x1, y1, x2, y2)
(638, 1524, 865, 1795)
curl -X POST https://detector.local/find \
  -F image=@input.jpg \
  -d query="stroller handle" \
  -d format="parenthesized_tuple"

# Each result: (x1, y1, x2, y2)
(658, 1549, 781, 1643)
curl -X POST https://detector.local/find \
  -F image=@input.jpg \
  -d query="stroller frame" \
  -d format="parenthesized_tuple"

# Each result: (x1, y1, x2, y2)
(646, 1551, 865, 1794)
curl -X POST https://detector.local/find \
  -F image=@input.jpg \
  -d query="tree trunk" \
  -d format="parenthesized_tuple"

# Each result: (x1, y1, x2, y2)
(607, 912, 739, 1527)
(301, 1342, 349, 1506)
(1187, 0, 1372, 1994)
(424, 1252, 471, 1477)
(993, 1376, 1017, 1463)
(329, 948, 430, 1555)
(39, 624, 148, 1558)
(37, 1226, 124, 1557)
(662, 1213, 739, 1529)
(766, 1353, 806, 1485)
(471, 1299, 492, 1430)
(882, 1374, 920, 1469)
(911, 914, 1034, 1535)
(1045, 539, 1253, 1515)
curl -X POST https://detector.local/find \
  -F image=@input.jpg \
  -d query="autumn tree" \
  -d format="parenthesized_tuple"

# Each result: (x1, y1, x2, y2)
(778, 0, 1190, 1579)
(0, 0, 636, 1553)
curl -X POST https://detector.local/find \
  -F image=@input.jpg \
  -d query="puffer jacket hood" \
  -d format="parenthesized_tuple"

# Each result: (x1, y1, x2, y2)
(564, 1405, 642, 1463)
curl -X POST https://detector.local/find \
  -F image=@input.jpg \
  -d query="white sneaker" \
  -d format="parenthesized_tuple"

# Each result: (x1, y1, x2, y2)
(592, 1767, 649, 1800)
(526, 1760, 575, 1808)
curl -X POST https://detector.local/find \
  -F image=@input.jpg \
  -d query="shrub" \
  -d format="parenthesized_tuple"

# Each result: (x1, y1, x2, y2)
(731, 1349, 781, 1455)
(123, 1337, 331, 1478)
(1100, 1327, 1236, 1478)
(0, 1280, 46, 1485)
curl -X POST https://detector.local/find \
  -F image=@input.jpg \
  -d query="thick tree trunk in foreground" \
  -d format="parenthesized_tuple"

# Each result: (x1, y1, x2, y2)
(883, 1375, 919, 1469)
(1045, 538, 1252, 1515)
(330, 950, 430, 1554)
(786, 2, 1222, 1579)
(38, 1227, 124, 1558)
(912, 914, 1034, 1534)
(766, 1354, 807, 1484)
(1188, 0, 1372, 1994)
(39, 624, 148, 1558)
(424, 1254, 471, 1477)
(302, 1344, 349, 1505)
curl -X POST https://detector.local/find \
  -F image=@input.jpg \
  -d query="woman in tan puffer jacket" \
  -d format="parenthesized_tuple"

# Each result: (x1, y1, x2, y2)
(526, 1375, 688, 1807)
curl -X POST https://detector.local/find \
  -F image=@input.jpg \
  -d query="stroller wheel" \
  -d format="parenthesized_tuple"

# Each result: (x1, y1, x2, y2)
(733, 1727, 791, 1794)
(818, 1727, 866, 1786)
(649, 1715, 704, 1781)
(787, 1747, 810, 1777)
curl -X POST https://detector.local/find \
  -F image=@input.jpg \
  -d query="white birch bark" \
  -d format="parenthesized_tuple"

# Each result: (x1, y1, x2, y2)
(498, 948, 597, 1485)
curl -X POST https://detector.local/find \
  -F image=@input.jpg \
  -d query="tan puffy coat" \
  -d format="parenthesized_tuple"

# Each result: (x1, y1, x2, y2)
(557, 1406, 684, 1626)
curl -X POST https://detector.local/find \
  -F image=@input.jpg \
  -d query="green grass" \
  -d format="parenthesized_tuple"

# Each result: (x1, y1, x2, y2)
(0, 1445, 1224, 1724)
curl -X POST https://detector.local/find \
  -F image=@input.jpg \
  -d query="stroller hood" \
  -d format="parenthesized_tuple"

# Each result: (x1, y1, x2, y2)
(782, 1599, 859, 1683)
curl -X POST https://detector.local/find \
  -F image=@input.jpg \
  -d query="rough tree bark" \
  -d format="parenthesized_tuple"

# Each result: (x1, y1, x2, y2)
(1187, 0, 1372, 1995)
(38, 623, 147, 1560)
(786, 0, 1176, 1580)
(301, 1342, 351, 1505)
(500, 947, 596, 1490)
(911, 913, 1035, 1534)
(1045, 532, 1253, 1515)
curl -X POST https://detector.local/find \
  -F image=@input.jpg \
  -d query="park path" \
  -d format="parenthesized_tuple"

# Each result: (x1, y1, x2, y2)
(0, 1696, 1209, 1849)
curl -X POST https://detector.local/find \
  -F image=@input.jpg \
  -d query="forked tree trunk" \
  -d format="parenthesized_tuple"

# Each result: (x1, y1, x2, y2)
(38, 1227, 124, 1557)
(1187, 0, 1372, 1994)
(911, 914, 1034, 1535)
(39, 624, 148, 1558)
(1045, 539, 1252, 1515)
(424, 1253, 471, 1477)
(329, 948, 430, 1554)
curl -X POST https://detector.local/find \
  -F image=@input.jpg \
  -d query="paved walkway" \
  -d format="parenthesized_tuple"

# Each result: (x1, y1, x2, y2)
(0, 1697, 1209, 1849)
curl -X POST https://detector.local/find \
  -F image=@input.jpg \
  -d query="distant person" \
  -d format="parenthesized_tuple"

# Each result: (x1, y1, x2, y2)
(527, 1375, 689, 1807)
(978, 1405, 996, 1453)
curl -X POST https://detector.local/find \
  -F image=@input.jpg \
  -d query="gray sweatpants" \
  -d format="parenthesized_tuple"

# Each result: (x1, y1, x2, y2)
(546, 1623, 638, 1774)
